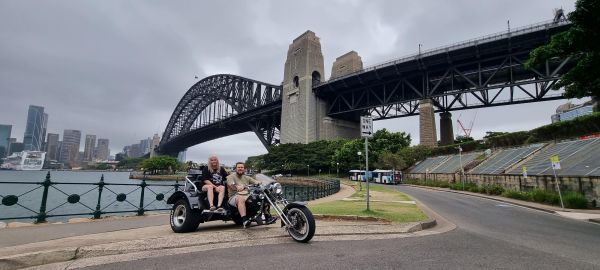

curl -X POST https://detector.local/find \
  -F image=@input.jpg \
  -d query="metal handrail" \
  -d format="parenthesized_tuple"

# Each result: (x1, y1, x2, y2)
(316, 19, 571, 87)
(0, 172, 181, 223)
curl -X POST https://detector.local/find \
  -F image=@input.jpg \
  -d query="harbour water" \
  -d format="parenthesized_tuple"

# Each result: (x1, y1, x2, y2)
(0, 171, 178, 223)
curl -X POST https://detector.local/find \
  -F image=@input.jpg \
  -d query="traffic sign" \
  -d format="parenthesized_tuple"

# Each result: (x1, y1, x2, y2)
(360, 116, 373, 138)
(550, 155, 561, 170)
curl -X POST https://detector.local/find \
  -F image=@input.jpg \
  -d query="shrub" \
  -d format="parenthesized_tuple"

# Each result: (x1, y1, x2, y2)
(438, 182, 450, 188)
(503, 190, 530, 200)
(530, 189, 550, 203)
(563, 192, 588, 209)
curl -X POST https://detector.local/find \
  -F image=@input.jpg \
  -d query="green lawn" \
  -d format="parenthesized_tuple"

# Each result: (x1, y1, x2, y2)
(309, 181, 428, 223)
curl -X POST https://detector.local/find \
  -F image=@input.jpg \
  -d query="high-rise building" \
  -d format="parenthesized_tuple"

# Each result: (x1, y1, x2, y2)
(59, 129, 81, 165)
(23, 105, 47, 151)
(95, 138, 110, 161)
(83, 135, 96, 161)
(7, 138, 17, 155)
(0, 124, 12, 158)
(150, 134, 160, 157)
(139, 138, 151, 155)
(45, 133, 60, 161)
(9, 141, 24, 155)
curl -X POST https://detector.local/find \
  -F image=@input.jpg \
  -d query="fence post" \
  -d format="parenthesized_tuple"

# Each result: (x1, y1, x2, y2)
(175, 180, 180, 191)
(37, 172, 52, 223)
(138, 179, 147, 216)
(293, 186, 296, 201)
(94, 175, 105, 219)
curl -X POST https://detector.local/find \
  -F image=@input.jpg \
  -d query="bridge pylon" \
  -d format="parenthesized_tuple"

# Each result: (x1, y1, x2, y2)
(280, 31, 360, 144)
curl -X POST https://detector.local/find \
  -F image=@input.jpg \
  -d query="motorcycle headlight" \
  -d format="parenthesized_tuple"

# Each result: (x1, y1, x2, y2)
(272, 183, 283, 195)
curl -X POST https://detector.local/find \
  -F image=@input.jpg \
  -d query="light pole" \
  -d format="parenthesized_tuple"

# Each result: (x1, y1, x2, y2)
(318, 169, 321, 177)
(458, 146, 464, 190)
(357, 151, 362, 190)
(336, 162, 339, 178)
(307, 164, 310, 177)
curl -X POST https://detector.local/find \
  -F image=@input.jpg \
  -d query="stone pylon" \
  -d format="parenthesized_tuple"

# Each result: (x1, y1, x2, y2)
(280, 32, 360, 144)
(419, 99, 438, 147)
(439, 111, 454, 146)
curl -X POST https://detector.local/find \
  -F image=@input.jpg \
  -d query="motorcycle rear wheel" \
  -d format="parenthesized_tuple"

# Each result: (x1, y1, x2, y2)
(286, 206, 315, 243)
(170, 199, 201, 233)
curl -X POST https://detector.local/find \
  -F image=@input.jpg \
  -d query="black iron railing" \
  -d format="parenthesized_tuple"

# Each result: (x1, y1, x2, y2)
(0, 172, 180, 223)
(0, 173, 341, 223)
(281, 178, 341, 201)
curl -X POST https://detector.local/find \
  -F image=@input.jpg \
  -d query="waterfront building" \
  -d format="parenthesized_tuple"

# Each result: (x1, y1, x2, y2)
(59, 129, 81, 165)
(83, 134, 96, 161)
(23, 105, 47, 151)
(140, 138, 151, 155)
(45, 133, 60, 161)
(0, 124, 12, 158)
(95, 138, 110, 161)
(7, 138, 17, 155)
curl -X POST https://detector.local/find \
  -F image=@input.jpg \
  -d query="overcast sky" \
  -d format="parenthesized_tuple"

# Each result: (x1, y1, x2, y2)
(0, 0, 582, 165)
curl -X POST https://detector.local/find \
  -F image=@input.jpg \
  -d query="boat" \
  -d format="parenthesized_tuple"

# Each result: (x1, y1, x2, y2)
(0, 151, 46, 171)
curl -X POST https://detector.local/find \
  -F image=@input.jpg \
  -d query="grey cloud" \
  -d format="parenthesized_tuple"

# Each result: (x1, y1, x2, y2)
(0, 0, 578, 165)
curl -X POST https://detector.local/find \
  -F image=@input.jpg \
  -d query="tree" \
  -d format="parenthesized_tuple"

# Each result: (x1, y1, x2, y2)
(376, 152, 406, 171)
(140, 156, 181, 174)
(526, 0, 600, 108)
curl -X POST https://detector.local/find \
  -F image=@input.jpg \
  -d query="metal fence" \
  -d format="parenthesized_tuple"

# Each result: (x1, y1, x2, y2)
(1, 173, 341, 223)
(281, 178, 341, 201)
(0, 172, 180, 223)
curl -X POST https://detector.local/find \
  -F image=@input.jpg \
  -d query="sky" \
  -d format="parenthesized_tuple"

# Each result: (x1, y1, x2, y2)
(0, 0, 583, 166)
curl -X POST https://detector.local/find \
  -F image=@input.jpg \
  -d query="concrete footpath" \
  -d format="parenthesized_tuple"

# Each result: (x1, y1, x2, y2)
(0, 184, 441, 270)
(405, 184, 600, 223)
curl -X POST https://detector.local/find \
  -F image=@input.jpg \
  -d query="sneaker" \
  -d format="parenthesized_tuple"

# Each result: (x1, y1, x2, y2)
(209, 206, 217, 211)
(216, 207, 225, 213)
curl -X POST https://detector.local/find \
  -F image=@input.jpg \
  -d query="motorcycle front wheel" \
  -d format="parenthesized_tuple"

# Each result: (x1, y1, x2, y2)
(285, 206, 315, 243)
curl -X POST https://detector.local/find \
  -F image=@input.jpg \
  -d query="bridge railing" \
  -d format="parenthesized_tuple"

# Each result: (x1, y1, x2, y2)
(316, 19, 570, 87)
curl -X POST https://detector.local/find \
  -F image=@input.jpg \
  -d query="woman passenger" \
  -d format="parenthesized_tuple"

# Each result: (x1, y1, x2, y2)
(201, 154, 228, 212)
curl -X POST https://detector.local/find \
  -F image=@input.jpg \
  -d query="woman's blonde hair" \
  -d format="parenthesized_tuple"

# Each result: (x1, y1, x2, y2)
(207, 154, 220, 173)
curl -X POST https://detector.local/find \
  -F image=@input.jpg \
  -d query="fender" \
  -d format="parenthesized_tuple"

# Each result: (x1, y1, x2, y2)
(283, 201, 308, 212)
(167, 191, 203, 210)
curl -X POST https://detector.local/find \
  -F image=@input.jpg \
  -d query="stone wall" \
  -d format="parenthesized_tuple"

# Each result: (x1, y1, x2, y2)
(405, 173, 600, 205)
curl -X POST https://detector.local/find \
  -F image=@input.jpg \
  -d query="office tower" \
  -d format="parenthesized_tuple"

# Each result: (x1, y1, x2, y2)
(23, 105, 46, 151)
(45, 133, 60, 161)
(0, 124, 12, 158)
(177, 150, 187, 163)
(59, 129, 81, 165)
(139, 138, 151, 155)
(95, 139, 110, 161)
(9, 142, 24, 155)
(83, 134, 96, 161)
(7, 138, 16, 155)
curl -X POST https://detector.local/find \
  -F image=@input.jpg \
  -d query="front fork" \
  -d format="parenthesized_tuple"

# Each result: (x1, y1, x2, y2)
(263, 194, 293, 228)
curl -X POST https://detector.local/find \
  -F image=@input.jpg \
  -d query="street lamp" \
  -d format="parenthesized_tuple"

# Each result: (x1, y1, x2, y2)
(457, 146, 464, 190)
(307, 164, 310, 177)
(336, 162, 339, 178)
(357, 151, 363, 190)
(318, 169, 321, 177)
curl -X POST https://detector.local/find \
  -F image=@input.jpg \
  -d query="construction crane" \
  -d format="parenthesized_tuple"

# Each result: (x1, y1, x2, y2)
(456, 111, 478, 138)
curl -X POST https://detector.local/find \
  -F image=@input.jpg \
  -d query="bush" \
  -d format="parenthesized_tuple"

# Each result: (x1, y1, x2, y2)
(563, 192, 588, 209)
(502, 190, 530, 201)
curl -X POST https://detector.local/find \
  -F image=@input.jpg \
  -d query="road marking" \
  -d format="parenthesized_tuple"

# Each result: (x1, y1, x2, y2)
(495, 204, 513, 208)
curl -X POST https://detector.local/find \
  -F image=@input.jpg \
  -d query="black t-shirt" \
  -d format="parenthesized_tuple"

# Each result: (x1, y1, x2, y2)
(201, 166, 228, 186)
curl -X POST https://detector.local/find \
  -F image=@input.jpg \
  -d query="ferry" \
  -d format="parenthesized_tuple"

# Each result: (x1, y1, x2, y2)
(0, 151, 46, 171)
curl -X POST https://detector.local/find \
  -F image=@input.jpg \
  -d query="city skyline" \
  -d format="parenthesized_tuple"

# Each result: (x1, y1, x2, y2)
(0, 0, 583, 165)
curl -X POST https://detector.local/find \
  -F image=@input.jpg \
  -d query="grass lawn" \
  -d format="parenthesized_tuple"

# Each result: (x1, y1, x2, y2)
(309, 180, 428, 223)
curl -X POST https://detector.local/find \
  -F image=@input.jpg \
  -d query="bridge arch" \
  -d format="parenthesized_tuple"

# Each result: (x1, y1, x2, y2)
(158, 74, 282, 156)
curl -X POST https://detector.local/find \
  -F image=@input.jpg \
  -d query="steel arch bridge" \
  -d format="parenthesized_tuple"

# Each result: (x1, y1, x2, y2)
(158, 74, 282, 156)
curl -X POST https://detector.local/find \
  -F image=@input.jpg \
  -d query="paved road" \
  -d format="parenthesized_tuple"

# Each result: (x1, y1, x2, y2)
(83, 185, 600, 270)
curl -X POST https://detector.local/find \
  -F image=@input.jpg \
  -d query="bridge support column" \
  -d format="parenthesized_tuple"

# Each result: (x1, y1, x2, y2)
(439, 112, 454, 146)
(419, 99, 438, 147)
